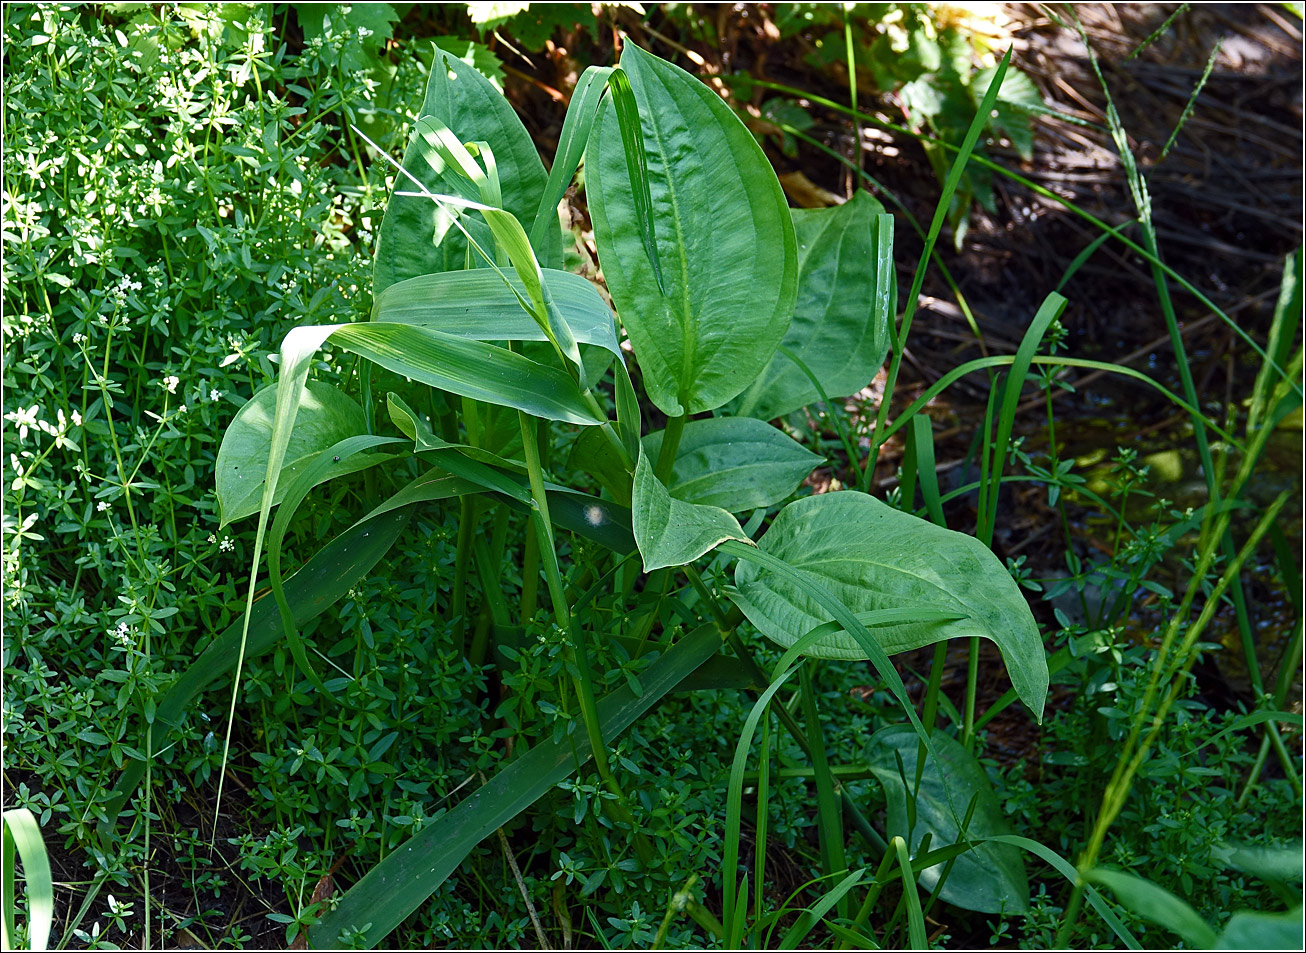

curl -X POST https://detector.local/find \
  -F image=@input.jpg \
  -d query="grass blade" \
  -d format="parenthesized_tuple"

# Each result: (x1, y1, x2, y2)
(267, 435, 404, 700)
(530, 65, 615, 248)
(985, 834, 1140, 949)
(330, 323, 602, 426)
(909, 415, 946, 527)
(872, 48, 1015, 469)
(801, 666, 850, 919)
(778, 868, 867, 949)
(894, 837, 927, 950)
(373, 268, 621, 359)
(881, 353, 1242, 447)
(607, 65, 665, 294)
(2, 809, 53, 952)
(1084, 868, 1216, 948)
(753, 80, 1300, 396)
(979, 292, 1067, 544)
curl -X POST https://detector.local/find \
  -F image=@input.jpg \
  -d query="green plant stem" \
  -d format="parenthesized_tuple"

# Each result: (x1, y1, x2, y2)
(754, 713, 771, 926)
(961, 641, 980, 751)
(965, 381, 1003, 752)
(683, 566, 731, 632)
(452, 497, 476, 654)
(1138, 214, 1265, 707)
(515, 411, 653, 867)
(655, 413, 686, 483)
(914, 640, 950, 826)
(800, 666, 851, 921)
(521, 520, 540, 623)
(1236, 735, 1273, 809)
(843, 6, 863, 186)
(777, 343, 865, 489)
(842, 845, 899, 950)
(582, 391, 637, 471)
(739, 765, 876, 783)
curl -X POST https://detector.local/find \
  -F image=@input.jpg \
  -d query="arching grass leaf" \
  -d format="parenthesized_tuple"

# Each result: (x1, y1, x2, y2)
(373, 268, 621, 359)
(308, 623, 722, 949)
(1083, 868, 1216, 948)
(330, 322, 604, 426)
(2, 808, 52, 952)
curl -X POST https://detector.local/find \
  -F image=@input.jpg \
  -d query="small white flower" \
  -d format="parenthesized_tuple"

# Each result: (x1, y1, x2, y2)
(72, 332, 87, 345)
(176, 404, 187, 415)
(97, 501, 109, 512)
(208, 534, 217, 544)
(4, 405, 40, 440)
(72, 409, 83, 427)
(219, 537, 234, 553)
(209, 388, 222, 403)
(162, 375, 179, 394)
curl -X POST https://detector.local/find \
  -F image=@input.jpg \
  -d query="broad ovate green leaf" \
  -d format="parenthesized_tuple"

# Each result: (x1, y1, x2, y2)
(587, 43, 797, 416)
(731, 492, 1048, 721)
(632, 449, 752, 572)
(374, 45, 560, 294)
(735, 191, 895, 420)
(217, 380, 395, 526)
(642, 416, 821, 512)
(868, 726, 1030, 915)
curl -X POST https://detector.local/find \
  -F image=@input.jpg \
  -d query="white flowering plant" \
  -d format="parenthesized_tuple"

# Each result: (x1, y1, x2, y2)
(0, 4, 426, 948)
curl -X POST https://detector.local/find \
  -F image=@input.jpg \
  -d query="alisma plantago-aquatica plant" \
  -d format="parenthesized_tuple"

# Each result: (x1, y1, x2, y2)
(101, 41, 1067, 948)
